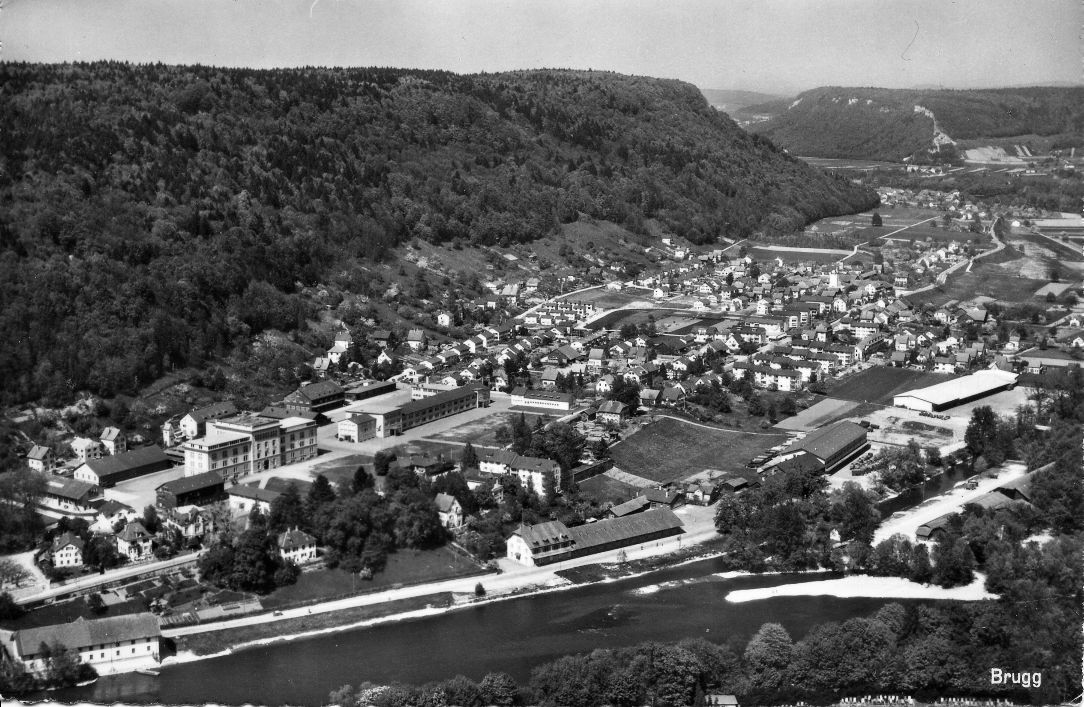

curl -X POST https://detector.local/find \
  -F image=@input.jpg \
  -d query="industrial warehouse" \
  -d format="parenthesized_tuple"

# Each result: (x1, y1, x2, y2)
(892, 369, 1018, 412)
(506, 508, 685, 566)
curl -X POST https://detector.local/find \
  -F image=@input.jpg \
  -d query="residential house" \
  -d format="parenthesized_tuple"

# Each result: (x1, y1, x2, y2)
(435, 493, 464, 528)
(100, 427, 127, 455)
(50, 532, 84, 568)
(278, 528, 318, 565)
(71, 437, 103, 463)
(116, 521, 154, 562)
(26, 445, 54, 472)
(179, 401, 239, 440)
(597, 400, 630, 425)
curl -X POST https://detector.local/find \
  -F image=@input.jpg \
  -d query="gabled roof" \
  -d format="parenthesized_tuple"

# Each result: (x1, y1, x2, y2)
(157, 471, 224, 496)
(514, 520, 572, 547)
(117, 521, 153, 543)
(568, 508, 683, 551)
(186, 401, 238, 423)
(13, 613, 160, 656)
(27, 445, 53, 461)
(291, 379, 344, 401)
(42, 475, 97, 502)
(100, 426, 123, 442)
(597, 400, 628, 414)
(52, 532, 85, 553)
(278, 527, 316, 551)
(227, 484, 280, 504)
(434, 493, 460, 513)
(83, 446, 171, 481)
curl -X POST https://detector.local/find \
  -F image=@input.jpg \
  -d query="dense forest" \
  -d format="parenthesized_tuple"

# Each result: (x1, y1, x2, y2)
(742, 86, 1084, 160)
(0, 63, 876, 410)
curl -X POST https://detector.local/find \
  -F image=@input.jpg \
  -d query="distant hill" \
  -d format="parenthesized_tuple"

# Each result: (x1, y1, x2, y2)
(699, 88, 783, 113)
(738, 86, 1084, 161)
(0, 64, 876, 407)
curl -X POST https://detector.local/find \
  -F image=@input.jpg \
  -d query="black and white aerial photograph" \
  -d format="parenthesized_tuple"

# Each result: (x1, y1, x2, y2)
(0, 1, 1081, 706)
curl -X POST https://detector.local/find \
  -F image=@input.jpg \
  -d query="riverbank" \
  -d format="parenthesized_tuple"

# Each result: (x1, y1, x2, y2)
(725, 572, 996, 603)
(170, 592, 456, 657)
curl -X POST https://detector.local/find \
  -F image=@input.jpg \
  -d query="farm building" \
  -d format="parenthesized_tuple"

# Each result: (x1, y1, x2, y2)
(506, 508, 684, 566)
(776, 421, 869, 474)
(892, 369, 1017, 412)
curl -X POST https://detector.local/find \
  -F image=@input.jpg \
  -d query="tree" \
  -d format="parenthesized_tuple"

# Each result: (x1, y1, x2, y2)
(269, 482, 306, 532)
(871, 212, 883, 227)
(744, 623, 794, 689)
(307, 473, 337, 511)
(0, 559, 32, 588)
(925, 445, 942, 467)
(460, 442, 478, 470)
(831, 482, 881, 545)
(908, 543, 933, 584)
(373, 450, 395, 476)
(351, 466, 374, 495)
(0, 591, 25, 620)
(932, 535, 975, 587)
(141, 505, 160, 534)
(479, 672, 518, 706)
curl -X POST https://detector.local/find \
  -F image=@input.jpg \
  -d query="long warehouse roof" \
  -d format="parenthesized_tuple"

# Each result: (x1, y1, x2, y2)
(893, 369, 1017, 407)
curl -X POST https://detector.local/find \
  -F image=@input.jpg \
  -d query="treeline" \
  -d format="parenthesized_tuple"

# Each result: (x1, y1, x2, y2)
(746, 86, 1084, 161)
(0, 62, 876, 408)
(865, 169, 1084, 214)
(328, 583, 1080, 707)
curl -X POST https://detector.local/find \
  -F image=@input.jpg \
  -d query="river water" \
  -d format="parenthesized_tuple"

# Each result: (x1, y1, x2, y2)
(56, 559, 944, 706)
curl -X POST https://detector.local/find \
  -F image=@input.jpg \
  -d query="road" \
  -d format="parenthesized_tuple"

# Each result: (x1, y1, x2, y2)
(15, 552, 200, 605)
(873, 462, 1027, 544)
(161, 503, 720, 639)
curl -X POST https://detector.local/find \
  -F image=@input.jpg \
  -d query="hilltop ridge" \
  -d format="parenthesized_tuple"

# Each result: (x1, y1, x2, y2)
(738, 85, 1084, 161)
(0, 64, 877, 407)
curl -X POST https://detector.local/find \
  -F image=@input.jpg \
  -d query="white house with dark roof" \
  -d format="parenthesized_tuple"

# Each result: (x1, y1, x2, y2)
(434, 493, 464, 528)
(337, 413, 377, 443)
(26, 444, 54, 472)
(71, 436, 103, 463)
(50, 532, 85, 568)
(116, 521, 154, 562)
(277, 527, 318, 564)
(100, 427, 127, 455)
(1, 613, 161, 677)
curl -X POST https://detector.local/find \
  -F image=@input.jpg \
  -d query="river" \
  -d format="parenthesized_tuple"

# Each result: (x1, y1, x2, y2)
(56, 559, 944, 706)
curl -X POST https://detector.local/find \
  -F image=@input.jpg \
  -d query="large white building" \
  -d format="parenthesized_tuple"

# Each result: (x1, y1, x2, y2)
(893, 370, 1018, 412)
(2, 614, 161, 677)
(182, 413, 318, 478)
(509, 387, 574, 412)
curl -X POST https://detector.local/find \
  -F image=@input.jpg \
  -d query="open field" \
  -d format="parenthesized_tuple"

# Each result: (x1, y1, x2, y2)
(827, 367, 954, 405)
(563, 288, 655, 309)
(907, 258, 1050, 308)
(799, 157, 905, 171)
(262, 547, 484, 610)
(577, 473, 642, 505)
(429, 411, 547, 446)
(773, 397, 861, 431)
(747, 247, 845, 264)
(609, 417, 786, 484)
(878, 224, 990, 245)
(587, 308, 685, 330)
(1013, 230, 1084, 262)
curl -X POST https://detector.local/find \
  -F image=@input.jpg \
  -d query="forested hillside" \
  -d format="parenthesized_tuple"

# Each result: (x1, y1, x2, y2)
(0, 63, 876, 407)
(742, 86, 1084, 160)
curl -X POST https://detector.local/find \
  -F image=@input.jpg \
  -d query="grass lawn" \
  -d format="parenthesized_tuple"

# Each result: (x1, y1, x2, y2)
(429, 411, 546, 447)
(174, 592, 455, 656)
(262, 546, 486, 609)
(608, 417, 786, 484)
(587, 308, 686, 331)
(577, 473, 642, 505)
(1014, 231, 1084, 262)
(911, 259, 1049, 308)
(747, 247, 845, 264)
(2, 596, 149, 630)
(566, 289, 655, 308)
(827, 367, 954, 405)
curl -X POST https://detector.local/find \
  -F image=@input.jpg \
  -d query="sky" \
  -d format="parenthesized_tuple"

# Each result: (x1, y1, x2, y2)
(3, 0, 1081, 95)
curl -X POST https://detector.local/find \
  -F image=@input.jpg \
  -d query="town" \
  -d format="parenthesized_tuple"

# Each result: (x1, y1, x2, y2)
(1, 182, 1081, 699)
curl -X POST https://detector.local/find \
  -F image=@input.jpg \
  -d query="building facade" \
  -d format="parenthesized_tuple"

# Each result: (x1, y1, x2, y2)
(182, 413, 318, 479)
(3, 614, 161, 677)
